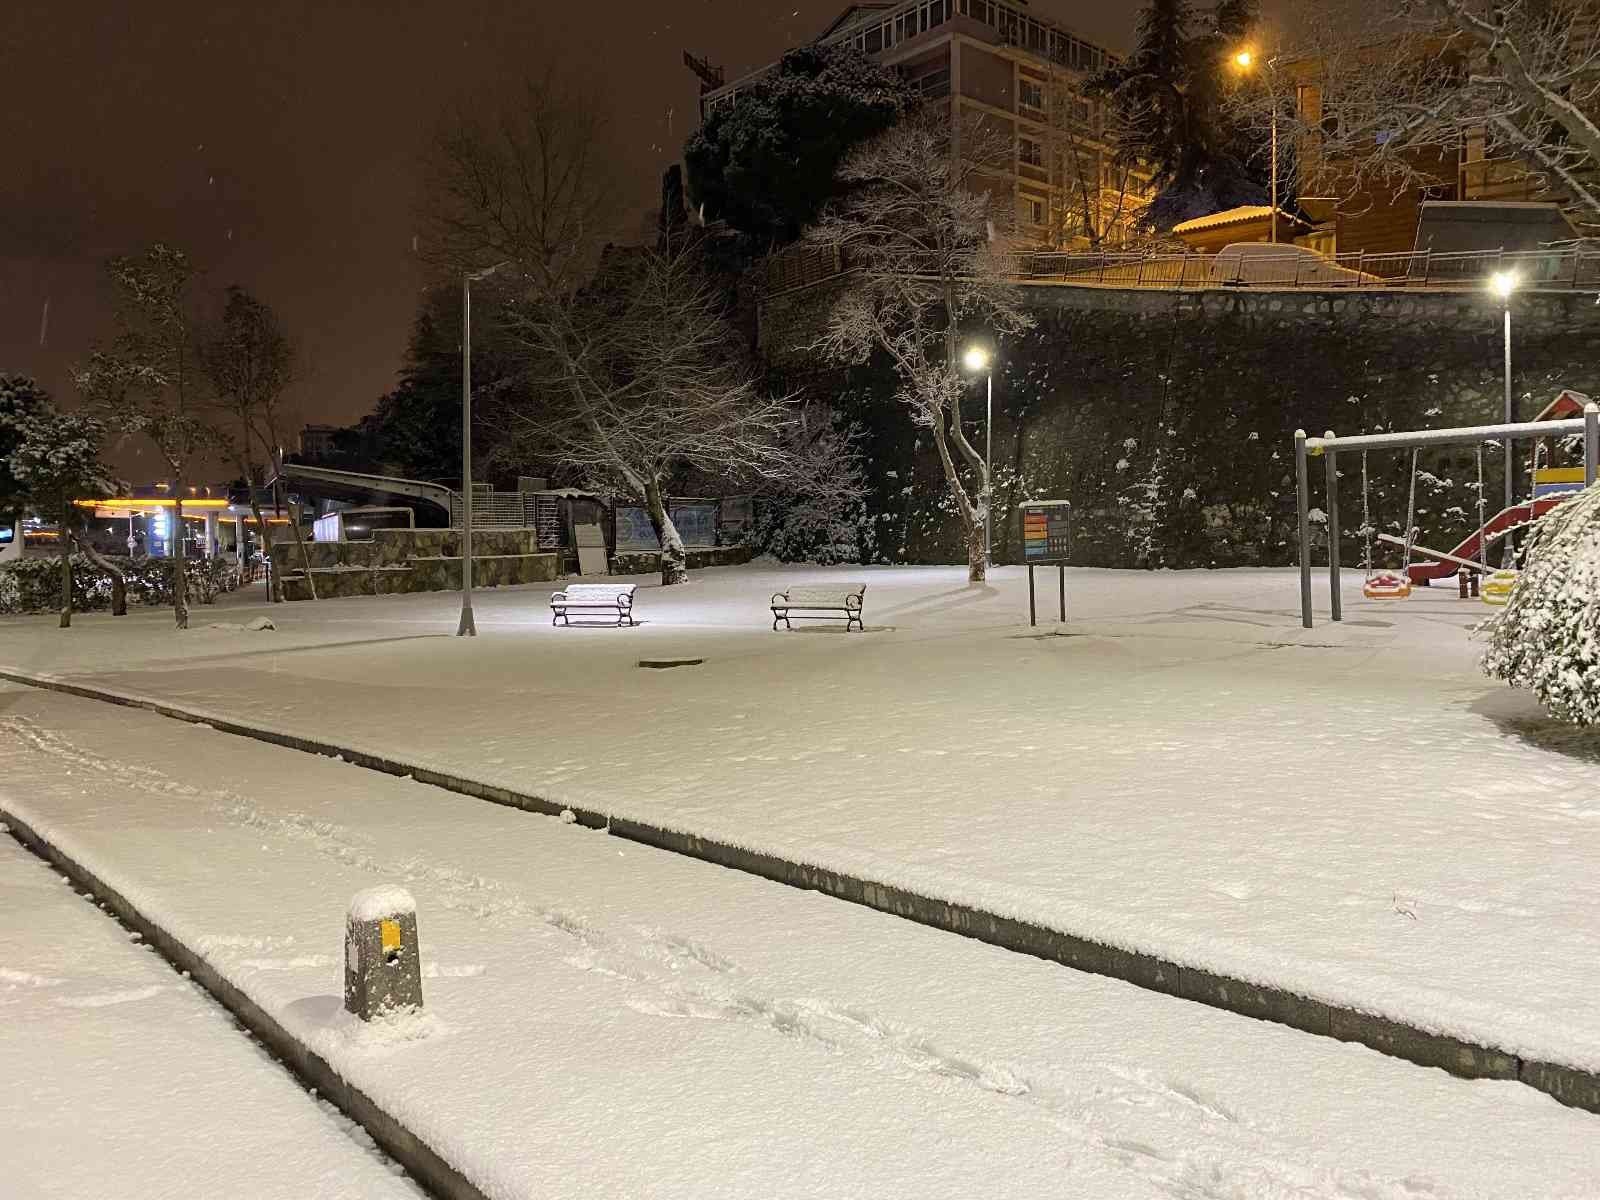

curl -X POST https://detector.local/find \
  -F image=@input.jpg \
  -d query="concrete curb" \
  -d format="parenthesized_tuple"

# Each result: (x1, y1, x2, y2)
(3, 665, 1596, 1116)
(0, 806, 489, 1200)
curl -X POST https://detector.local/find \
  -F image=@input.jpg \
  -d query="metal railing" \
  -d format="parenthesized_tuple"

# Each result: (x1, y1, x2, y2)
(760, 245, 1600, 301)
(1009, 246, 1600, 291)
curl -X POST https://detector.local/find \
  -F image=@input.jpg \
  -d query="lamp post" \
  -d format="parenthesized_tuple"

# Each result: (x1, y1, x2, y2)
(1233, 50, 1281, 244)
(1490, 270, 1518, 564)
(962, 345, 994, 566)
(458, 261, 513, 638)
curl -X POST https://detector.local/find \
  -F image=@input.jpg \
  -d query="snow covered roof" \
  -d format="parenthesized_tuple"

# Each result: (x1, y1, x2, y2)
(1170, 206, 1310, 235)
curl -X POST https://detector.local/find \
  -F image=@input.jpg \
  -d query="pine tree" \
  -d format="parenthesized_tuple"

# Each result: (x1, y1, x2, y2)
(1482, 484, 1600, 725)
(1092, 0, 1266, 232)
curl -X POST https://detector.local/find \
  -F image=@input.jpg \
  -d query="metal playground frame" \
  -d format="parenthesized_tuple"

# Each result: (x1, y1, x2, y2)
(1293, 403, 1600, 628)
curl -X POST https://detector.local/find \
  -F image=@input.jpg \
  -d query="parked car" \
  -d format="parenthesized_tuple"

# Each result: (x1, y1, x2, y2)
(1208, 242, 1384, 287)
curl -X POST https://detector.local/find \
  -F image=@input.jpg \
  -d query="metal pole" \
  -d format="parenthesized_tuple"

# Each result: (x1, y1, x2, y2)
(1027, 564, 1036, 627)
(1503, 301, 1514, 513)
(1296, 429, 1312, 629)
(1324, 435, 1341, 623)
(1058, 563, 1065, 623)
(984, 370, 993, 567)
(457, 273, 477, 637)
(1585, 403, 1599, 487)
(1270, 100, 1278, 245)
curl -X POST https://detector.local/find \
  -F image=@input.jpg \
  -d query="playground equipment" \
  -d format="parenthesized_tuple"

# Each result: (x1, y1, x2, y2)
(1482, 570, 1518, 606)
(1357, 451, 1415, 599)
(1294, 402, 1600, 628)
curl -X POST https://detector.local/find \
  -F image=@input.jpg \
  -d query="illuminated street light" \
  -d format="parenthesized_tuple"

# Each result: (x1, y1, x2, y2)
(962, 345, 994, 566)
(1231, 48, 1281, 244)
(1490, 272, 1519, 537)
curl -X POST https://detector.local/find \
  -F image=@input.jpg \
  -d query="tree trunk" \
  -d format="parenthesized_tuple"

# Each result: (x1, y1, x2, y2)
(58, 503, 73, 629)
(926, 407, 987, 584)
(71, 530, 127, 616)
(644, 477, 688, 586)
(286, 496, 317, 600)
(172, 486, 190, 630)
(247, 497, 278, 601)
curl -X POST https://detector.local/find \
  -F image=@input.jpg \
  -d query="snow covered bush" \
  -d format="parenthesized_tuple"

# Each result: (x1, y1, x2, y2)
(0, 556, 236, 615)
(1481, 484, 1600, 725)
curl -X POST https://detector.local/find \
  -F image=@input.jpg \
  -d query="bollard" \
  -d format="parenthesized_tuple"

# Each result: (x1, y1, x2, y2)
(345, 885, 423, 1021)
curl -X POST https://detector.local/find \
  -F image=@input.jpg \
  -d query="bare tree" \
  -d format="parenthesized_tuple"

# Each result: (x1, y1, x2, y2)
(424, 73, 843, 585)
(504, 239, 846, 584)
(1250, 0, 1600, 229)
(75, 244, 219, 630)
(199, 285, 304, 598)
(420, 69, 621, 295)
(808, 111, 1033, 583)
(1041, 66, 1145, 249)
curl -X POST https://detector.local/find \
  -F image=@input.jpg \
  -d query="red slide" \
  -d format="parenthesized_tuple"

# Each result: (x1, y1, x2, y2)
(1406, 498, 1564, 583)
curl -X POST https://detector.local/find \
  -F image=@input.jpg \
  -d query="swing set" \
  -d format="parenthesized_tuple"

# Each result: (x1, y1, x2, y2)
(1293, 404, 1600, 629)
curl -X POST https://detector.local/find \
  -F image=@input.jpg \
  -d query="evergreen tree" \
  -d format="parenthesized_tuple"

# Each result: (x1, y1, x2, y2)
(1482, 483, 1600, 725)
(0, 373, 52, 528)
(1092, 0, 1266, 232)
(684, 44, 914, 247)
(7, 399, 119, 628)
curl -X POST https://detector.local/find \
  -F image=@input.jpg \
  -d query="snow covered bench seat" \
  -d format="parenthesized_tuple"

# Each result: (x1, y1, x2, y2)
(550, 583, 637, 627)
(770, 584, 866, 632)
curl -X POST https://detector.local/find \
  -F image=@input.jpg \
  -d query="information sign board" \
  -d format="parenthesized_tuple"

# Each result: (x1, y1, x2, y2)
(1020, 501, 1072, 563)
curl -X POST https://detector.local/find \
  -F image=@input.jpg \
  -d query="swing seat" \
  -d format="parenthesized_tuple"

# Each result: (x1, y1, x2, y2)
(1481, 570, 1518, 607)
(1363, 571, 1412, 600)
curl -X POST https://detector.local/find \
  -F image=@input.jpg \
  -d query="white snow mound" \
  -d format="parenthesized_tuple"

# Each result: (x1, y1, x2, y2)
(348, 884, 417, 923)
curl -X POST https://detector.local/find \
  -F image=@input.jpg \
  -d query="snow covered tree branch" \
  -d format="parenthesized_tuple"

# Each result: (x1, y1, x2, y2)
(500, 238, 856, 583)
(74, 244, 222, 629)
(808, 111, 1033, 582)
(1247, 0, 1600, 229)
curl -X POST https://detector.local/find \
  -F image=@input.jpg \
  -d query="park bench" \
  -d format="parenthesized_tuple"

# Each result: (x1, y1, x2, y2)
(550, 582, 637, 628)
(770, 583, 867, 632)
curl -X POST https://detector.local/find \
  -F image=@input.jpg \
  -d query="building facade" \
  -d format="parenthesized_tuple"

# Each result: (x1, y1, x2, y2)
(697, 1, 1150, 249)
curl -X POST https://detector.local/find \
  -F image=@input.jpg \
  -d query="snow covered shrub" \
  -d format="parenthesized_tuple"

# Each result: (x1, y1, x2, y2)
(1481, 483, 1600, 725)
(0, 556, 236, 615)
(753, 410, 867, 565)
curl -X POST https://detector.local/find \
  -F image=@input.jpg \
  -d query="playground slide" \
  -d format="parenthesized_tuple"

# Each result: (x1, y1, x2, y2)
(1405, 498, 1564, 584)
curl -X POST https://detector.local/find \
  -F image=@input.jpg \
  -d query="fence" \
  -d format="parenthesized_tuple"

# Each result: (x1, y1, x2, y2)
(763, 245, 1600, 299)
(1010, 246, 1600, 291)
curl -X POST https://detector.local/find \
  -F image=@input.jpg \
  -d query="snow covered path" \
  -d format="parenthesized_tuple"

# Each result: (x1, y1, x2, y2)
(0, 830, 423, 1200)
(2, 564, 1598, 1076)
(1, 681, 1597, 1198)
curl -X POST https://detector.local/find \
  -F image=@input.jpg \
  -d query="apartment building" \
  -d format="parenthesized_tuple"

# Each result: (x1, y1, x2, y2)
(696, 1, 1150, 249)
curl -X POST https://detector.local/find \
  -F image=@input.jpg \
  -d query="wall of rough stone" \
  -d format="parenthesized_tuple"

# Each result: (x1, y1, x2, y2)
(273, 528, 556, 601)
(765, 282, 1600, 569)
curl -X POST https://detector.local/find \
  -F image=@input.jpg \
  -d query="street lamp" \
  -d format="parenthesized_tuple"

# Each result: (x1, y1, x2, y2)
(962, 345, 994, 566)
(458, 260, 514, 637)
(1490, 271, 1518, 556)
(1232, 49, 1281, 245)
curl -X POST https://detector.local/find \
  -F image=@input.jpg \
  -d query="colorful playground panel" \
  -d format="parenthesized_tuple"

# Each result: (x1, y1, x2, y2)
(1533, 466, 1588, 500)
(1021, 502, 1072, 562)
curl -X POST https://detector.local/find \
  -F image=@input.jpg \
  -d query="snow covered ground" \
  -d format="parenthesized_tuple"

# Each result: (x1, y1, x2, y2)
(1, 563, 1598, 1077)
(0, 829, 423, 1199)
(1, 680, 1596, 1198)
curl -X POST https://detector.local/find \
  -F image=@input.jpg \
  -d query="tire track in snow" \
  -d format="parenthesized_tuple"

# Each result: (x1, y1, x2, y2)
(0, 715, 1469, 1200)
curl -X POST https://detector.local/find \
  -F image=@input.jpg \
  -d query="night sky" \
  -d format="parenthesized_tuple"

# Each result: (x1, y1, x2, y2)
(3, 1, 1142, 478)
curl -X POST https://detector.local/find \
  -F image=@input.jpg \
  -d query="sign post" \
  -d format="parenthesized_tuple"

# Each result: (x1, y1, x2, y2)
(1020, 501, 1071, 627)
